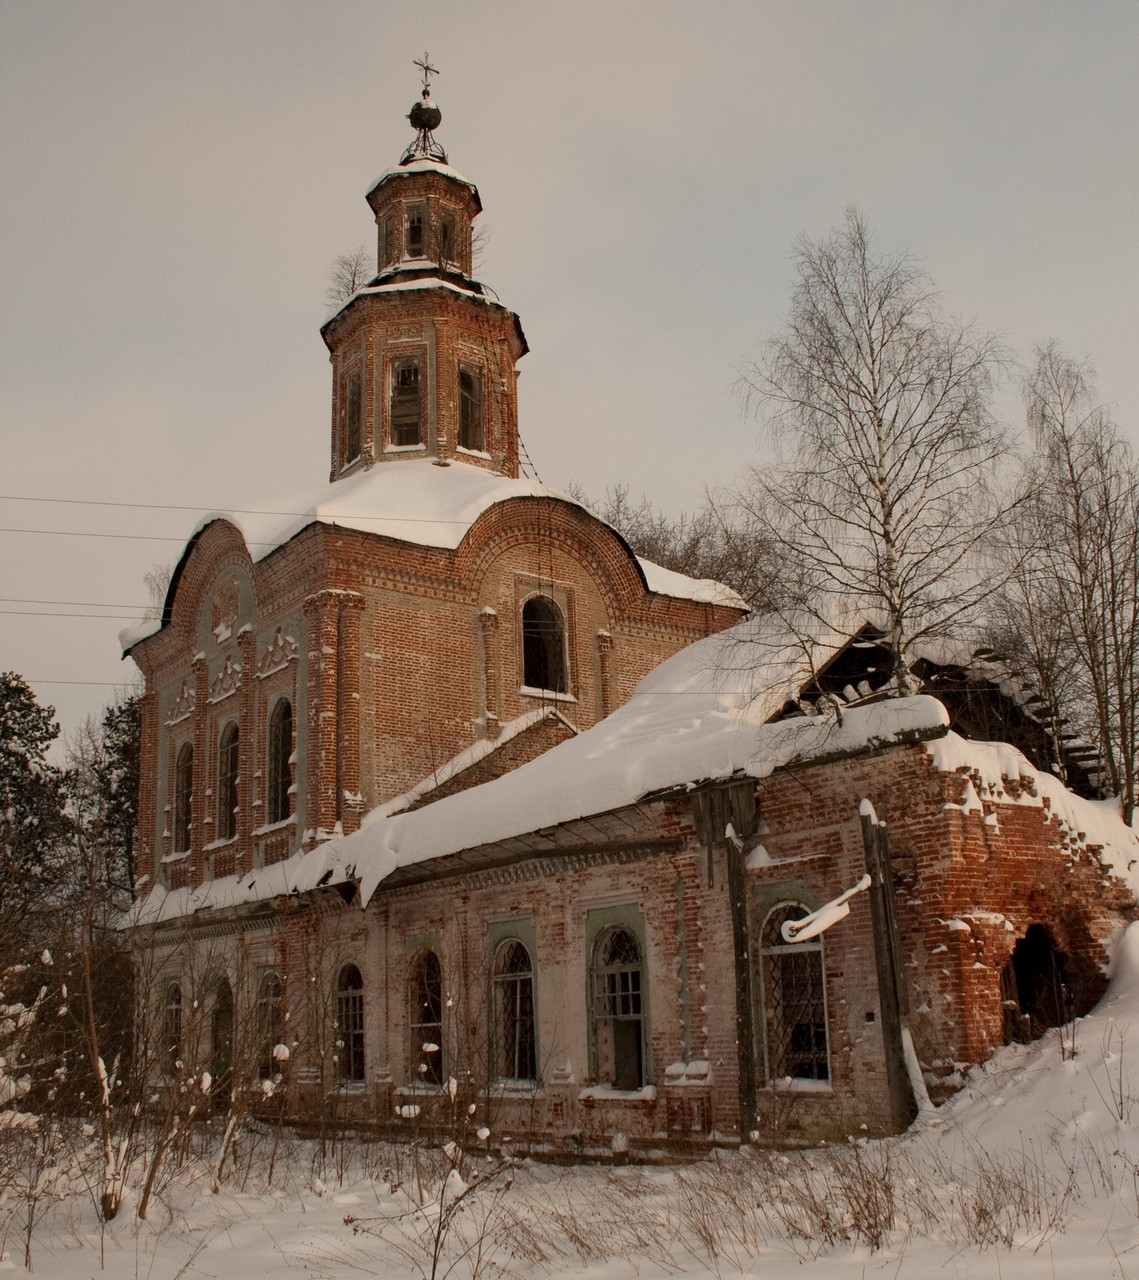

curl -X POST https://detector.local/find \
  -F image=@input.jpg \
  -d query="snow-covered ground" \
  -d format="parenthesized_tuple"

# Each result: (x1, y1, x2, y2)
(10, 924, 1139, 1278)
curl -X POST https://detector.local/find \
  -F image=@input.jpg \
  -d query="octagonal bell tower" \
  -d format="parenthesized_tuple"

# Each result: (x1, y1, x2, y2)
(321, 58, 528, 482)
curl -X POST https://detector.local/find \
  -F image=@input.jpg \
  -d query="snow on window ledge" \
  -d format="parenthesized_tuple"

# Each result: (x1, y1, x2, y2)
(383, 443, 428, 455)
(160, 848, 191, 865)
(760, 1077, 833, 1095)
(520, 685, 577, 704)
(456, 445, 492, 461)
(577, 1084, 658, 1103)
(251, 816, 297, 838)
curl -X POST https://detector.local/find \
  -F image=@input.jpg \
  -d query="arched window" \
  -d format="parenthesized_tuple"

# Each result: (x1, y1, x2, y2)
(257, 972, 285, 1080)
(267, 699, 293, 825)
(336, 964, 365, 1083)
(760, 903, 829, 1083)
(344, 369, 362, 465)
(164, 980, 183, 1067)
(173, 743, 192, 853)
(409, 951, 443, 1085)
(211, 979, 234, 1094)
(522, 595, 567, 694)
(217, 723, 239, 841)
(493, 940, 536, 1081)
(592, 927, 644, 1090)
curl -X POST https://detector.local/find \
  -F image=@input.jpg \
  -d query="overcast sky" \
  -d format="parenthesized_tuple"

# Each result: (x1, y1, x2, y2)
(3, 0, 1137, 749)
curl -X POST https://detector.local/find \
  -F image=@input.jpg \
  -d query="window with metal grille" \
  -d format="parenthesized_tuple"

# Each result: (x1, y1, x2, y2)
(336, 964, 365, 1083)
(409, 951, 443, 1085)
(522, 595, 567, 693)
(267, 699, 292, 824)
(760, 903, 829, 1082)
(217, 722, 239, 841)
(493, 940, 536, 1080)
(592, 927, 644, 1090)
(257, 972, 284, 1080)
(458, 365, 483, 451)
(173, 742, 192, 853)
(344, 369, 362, 464)
(390, 358, 422, 447)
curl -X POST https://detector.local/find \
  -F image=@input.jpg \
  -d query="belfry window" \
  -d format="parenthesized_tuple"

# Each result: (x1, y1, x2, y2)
(405, 205, 425, 258)
(217, 723, 239, 841)
(391, 358, 422, 447)
(173, 742, 192, 853)
(760, 903, 829, 1082)
(267, 699, 292, 825)
(409, 951, 443, 1085)
(592, 927, 644, 1090)
(439, 212, 456, 267)
(493, 940, 536, 1081)
(522, 595, 567, 693)
(459, 365, 483, 451)
(344, 370, 362, 465)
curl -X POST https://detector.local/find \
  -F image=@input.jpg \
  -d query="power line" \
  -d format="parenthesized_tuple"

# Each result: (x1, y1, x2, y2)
(0, 597, 150, 609)
(1, 610, 142, 620)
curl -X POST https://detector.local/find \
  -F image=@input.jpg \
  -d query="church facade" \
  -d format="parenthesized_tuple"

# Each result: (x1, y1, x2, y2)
(125, 82, 1137, 1158)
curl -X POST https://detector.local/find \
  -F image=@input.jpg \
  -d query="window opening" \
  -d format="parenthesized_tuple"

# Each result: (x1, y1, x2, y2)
(345, 370, 362, 464)
(592, 927, 644, 1090)
(211, 979, 233, 1100)
(267, 699, 292, 824)
(217, 723, 239, 841)
(336, 964, 365, 1083)
(459, 366, 484, 451)
(173, 743, 192, 853)
(494, 940, 536, 1080)
(409, 951, 443, 1085)
(405, 206, 425, 258)
(391, 358, 422, 447)
(257, 973, 285, 1080)
(439, 212, 456, 266)
(379, 212, 393, 269)
(522, 595, 567, 693)
(164, 981, 183, 1068)
(760, 903, 829, 1082)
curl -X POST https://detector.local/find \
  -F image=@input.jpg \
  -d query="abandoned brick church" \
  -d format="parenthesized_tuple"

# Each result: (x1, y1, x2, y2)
(124, 78, 1138, 1154)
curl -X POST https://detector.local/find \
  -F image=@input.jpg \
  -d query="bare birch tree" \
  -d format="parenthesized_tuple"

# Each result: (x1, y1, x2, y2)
(734, 208, 1012, 692)
(1008, 344, 1139, 822)
(324, 245, 372, 309)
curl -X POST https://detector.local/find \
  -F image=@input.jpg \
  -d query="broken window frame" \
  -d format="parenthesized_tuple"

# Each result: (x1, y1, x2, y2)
(336, 964, 365, 1084)
(173, 741, 193, 853)
(759, 902, 830, 1083)
(405, 203, 425, 259)
(592, 926, 645, 1091)
(256, 971, 285, 1081)
(216, 721, 239, 842)
(493, 939, 536, 1081)
(390, 357, 423, 448)
(344, 368, 363, 466)
(164, 980, 183, 1068)
(409, 950, 444, 1086)
(266, 698, 292, 825)
(458, 364, 484, 452)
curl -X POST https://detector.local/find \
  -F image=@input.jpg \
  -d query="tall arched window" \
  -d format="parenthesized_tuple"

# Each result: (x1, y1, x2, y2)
(493, 940, 536, 1081)
(217, 723, 239, 841)
(267, 699, 293, 824)
(336, 964, 365, 1083)
(257, 972, 285, 1080)
(760, 903, 829, 1083)
(173, 743, 193, 853)
(409, 951, 443, 1085)
(592, 927, 644, 1090)
(211, 979, 234, 1093)
(164, 980, 183, 1067)
(522, 595, 567, 693)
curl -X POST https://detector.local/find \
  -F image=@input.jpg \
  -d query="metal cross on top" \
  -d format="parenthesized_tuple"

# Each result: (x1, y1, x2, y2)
(414, 52, 439, 95)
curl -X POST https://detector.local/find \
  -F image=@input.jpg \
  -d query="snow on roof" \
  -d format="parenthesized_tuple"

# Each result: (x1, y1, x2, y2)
(366, 157, 478, 196)
(120, 461, 746, 656)
(118, 618, 161, 652)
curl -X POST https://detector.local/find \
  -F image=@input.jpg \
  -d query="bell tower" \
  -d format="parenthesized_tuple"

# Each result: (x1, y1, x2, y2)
(321, 56, 528, 482)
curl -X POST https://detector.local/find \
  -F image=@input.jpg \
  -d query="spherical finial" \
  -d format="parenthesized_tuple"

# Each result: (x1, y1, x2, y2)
(408, 91, 442, 133)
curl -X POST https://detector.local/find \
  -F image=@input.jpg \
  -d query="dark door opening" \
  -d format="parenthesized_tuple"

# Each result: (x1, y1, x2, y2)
(1001, 924, 1073, 1043)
